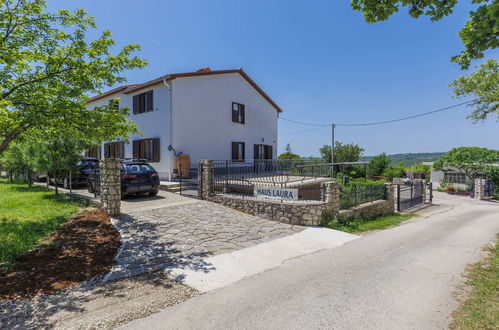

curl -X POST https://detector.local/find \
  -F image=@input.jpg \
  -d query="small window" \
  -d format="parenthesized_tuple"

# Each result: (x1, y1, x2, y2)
(254, 144, 273, 160)
(85, 147, 101, 159)
(133, 90, 154, 114)
(232, 102, 245, 124)
(109, 99, 119, 110)
(104, 142, 125, 159)
(133, 138, 160, 162)
(231, 142, 245, 162)
(444, 172, 466, 184)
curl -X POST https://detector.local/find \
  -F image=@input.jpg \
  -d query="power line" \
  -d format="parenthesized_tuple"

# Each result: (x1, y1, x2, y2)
(279, 99, 475, 127)
(279, 127, 328, 137)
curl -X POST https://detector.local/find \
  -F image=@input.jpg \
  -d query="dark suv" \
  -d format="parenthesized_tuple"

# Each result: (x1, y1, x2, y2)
(49, 157, 99, 188)
(87, 159, 160, 198)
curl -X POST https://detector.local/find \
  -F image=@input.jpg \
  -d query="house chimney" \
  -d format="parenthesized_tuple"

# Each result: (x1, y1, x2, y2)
(196, 67, 212, 73)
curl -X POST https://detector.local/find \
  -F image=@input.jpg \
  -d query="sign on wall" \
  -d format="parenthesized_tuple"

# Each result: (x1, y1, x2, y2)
(254, 186, 299, 200)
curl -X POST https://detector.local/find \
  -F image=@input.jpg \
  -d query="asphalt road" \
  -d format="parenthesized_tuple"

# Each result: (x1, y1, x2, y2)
(122, 193, 499, 330)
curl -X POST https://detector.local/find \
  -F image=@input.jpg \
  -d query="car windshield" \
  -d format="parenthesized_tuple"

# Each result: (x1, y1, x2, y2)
(124, 164, 155, 173)
(77, 160, 97, 167)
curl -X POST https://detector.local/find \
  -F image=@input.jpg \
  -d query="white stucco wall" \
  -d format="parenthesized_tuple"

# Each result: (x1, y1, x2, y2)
(121, 84, 173, 179)
(170, 73, 279, 165)
(87, 72, 280, 181)
(86, 84, 173, 180)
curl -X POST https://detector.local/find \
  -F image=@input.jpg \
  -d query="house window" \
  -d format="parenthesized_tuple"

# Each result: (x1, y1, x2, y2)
(444, 172, 466, 184)
(254, 144, 273, 160)
(109, 99, 119, 110)
(133, 90, 154, 114)
(85, 147, 101, 159)
(133, 138, 160, 162)
(231, 142, 245, 162)
(104, 141, 125, 159)
(232, 102, 245, 124)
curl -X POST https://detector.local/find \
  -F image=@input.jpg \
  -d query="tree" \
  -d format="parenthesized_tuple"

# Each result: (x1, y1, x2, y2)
(350, 0, 498, 69)
(450, 59, 498, 122)
(367, 153, 391, 177)
(383, 163, 406, 181)
(278, 143, 302, 160)
(32, 135, 88, 194)
(0, 0, 147, 154)
(0, 139, 37, 184)
(433, 147, 499, 182)
(320, 141, 364, 163)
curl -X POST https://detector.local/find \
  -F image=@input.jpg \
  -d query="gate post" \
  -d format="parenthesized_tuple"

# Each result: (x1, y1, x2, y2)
(100, 158, 121, 216)
(474, 178, 485, 200)
(396, 184, 401, 212)
(322, 181, 340, 215)
(199, 160, 214, 199)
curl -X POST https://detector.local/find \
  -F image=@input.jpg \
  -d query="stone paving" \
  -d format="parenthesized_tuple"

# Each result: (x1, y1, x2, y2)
(104, 200, 304, 281)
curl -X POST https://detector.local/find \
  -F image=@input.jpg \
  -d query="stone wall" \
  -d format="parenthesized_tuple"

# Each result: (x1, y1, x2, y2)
(100, 159, 121, 216)
(199, 161, 396, 226)
(209, 183, 335, 226)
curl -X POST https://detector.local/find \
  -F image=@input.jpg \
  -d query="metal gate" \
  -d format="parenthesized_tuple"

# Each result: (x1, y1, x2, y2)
(396, 181, 432, 212)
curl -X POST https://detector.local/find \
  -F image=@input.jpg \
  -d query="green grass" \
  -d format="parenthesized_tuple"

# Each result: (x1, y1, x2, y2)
(450, 238, 498, 329)
(0, 179, 82, 266)
(322, 213, 416, 233)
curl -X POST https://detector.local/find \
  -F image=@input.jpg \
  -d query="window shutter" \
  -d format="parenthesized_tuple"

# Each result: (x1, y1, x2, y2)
(232, 142, 238, 161)
(119, 142, 124, 159)
(152, 138, 160, 162)
(241, 105, 245, 124)
(253, 144, 259, 160)
(241, 143, 245, 161)
(104, 144, 110, 158)
(146, 91, 154, 112)
(266, 145, 273, 160)
(133, 140, 140, 158)
(133, 95, 139, 114)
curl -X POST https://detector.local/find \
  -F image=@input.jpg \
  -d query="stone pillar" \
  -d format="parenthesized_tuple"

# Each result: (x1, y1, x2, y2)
(100, 159, 121, 216)
(199, 160, 214, 199)
(474, 178, 484, 200)
(322, 181, 340, 215)
(385, 183, 395, 212)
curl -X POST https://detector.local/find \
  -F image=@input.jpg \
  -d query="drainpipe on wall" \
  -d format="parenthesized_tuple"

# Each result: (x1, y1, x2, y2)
(163, 78, 174, 181)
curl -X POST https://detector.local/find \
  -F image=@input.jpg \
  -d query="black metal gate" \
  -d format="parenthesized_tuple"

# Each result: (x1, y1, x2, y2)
(396, 181, 431, 211)
(174, 165, 199, 197)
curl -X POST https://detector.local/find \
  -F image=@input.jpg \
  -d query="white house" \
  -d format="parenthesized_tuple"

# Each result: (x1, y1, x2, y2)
(86, 67, 282, 180)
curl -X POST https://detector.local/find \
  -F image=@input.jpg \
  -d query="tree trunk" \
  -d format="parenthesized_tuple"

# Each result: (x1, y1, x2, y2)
(0, 130, 23, 155)
(53, 171, 58, 195)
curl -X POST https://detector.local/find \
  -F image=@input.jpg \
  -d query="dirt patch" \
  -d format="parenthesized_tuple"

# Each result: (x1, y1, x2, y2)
(0, 209, 120, 300)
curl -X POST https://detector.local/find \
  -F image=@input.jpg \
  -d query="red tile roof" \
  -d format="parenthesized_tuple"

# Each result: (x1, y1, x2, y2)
(87, 68, 282, 112)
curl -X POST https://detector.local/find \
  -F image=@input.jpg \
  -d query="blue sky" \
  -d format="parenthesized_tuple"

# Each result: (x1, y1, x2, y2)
(48, 0, 499, 156)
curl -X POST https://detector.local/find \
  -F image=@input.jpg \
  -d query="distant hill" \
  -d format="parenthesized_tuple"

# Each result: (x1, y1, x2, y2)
(361, 152, 446, 167)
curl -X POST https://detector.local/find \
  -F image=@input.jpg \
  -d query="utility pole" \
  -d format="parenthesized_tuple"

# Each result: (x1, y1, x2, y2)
(331, 123, 336, 178)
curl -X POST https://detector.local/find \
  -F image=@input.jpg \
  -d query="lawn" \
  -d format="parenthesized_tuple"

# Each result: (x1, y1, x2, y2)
(450, 238, 498, 329)
(322, 213, 416, 233)
(0, 179, 82, 266)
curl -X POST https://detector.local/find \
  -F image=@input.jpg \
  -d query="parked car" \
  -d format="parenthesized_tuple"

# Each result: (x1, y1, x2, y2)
(49, 157, 99, 188)
(87, 159, 160, 198)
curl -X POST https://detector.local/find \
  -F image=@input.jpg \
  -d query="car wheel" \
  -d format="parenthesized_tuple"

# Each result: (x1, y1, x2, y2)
(63, 178, 69, 189)
(149, 190, 159, 197)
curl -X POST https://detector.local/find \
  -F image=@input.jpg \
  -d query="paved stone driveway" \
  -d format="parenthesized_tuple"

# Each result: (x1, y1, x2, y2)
(105, 199, 304, 281)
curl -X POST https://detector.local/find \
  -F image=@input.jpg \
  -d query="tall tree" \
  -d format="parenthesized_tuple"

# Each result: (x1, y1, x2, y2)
(320, 141, 364, 163)
(450, 59, 498, 122)
(350, 0, 498, 69)
(433, 147, 499, 182)
(367, 153, 391, 177)
(0, 0, 146, 154)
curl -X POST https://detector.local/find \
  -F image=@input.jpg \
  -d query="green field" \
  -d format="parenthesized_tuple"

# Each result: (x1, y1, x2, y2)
(322, 213, 416, 233)
(0, 179, 81, 266)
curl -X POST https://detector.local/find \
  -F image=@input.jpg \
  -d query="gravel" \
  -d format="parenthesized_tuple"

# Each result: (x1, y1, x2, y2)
(0, 272, 198, 329)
